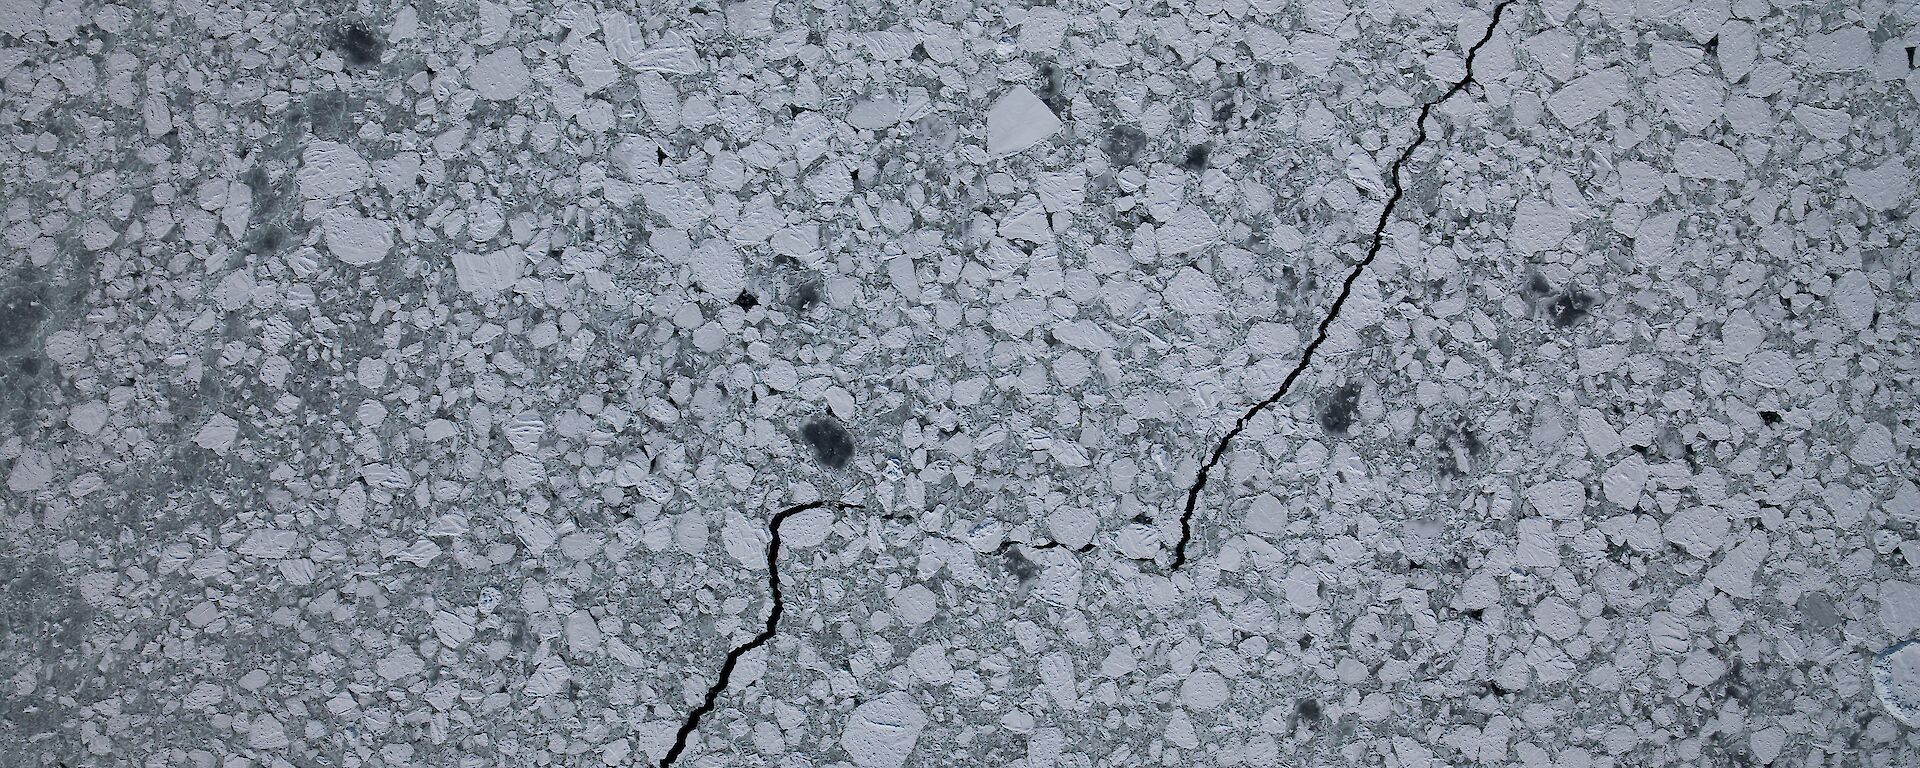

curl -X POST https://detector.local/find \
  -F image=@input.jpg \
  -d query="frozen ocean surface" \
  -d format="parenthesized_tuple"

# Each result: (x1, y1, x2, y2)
(2, 0, 1919, 766)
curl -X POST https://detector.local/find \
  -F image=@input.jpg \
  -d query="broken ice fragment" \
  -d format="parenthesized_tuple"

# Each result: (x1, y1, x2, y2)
(1116, 522, 1161, 560)
(298, 141, 370, 201)
(620, 31, 702, 74)
(193, 414, 240, 454)
(321, 211, 393, 265)
(892, 584, 937, 626)
(1524, 479, 1586, 521)
(1845, 160, 1912, 211)
(452, 250, 523, 296)
(1180, 670, 1229, 711)
(1156, 207, 1220, 256)
(1881, 581, 1920, 636)
(847, 97, 903, 130)
(783, 506, 835, 548)
(1162, 267, 1225, 315)
(471, 47, 531, 101)
(841, 692, 927, 768)
(1244, 493, 1288, 536)
(688, 239, 745, 300)
(998, 195, 1053, 243)
(1673, 139, 1744, 181)
(1875, 640, 1920, 726)
(986, 86, 1061, 158)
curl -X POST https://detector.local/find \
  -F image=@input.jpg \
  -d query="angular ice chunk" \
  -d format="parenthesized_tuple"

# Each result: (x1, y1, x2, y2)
(986, 86, 1061, 158)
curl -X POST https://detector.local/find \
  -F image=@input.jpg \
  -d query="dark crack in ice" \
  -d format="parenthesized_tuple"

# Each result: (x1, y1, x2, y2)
(1170, 0, 1517, 570)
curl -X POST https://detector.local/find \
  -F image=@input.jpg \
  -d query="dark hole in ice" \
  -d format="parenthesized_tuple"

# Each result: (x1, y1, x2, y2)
(1212, 92, 1236, 123)
(1316, 383, 1361, 435)
(1180, 143, 1210, 173)
(250, 224, 290, 254)
(1758, 410, 1782, 426)
(306, 90, 353, 140)
(1001, 546, 1039, 582)
(1547, 288, 1595, 327)
(0, 284, 48, 353)
(1797, 592, 1842, 630)
(1723, 659, 1748, 703)
(800, 416, 854, 469)
(1295, 698, 1321, 722)
(733, 291, 758, 310)
(1437, 418, 1484, 476)
(787, 281, 821, 312)
(1034, 61, 1065, 112)
(241, 166, 270, 197)
(1104, 126, 1148, 167)
(1521, 270, 1553, 301)
(334, 24, 383, 68)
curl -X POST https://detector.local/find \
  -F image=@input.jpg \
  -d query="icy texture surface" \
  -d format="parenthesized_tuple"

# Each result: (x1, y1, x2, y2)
(3, 0, 1920, 766)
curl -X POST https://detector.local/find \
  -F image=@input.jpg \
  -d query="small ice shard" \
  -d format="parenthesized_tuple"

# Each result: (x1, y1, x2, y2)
(986, 86, 1061, 158)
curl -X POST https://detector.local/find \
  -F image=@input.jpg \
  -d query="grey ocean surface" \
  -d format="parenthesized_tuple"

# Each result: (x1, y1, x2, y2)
(3, 1, 1919, 767)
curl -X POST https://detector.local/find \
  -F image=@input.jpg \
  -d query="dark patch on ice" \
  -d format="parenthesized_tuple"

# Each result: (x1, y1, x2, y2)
(1104, 126, 1148, 167)
(334, 24, 384, 68)
(1316, 383, 1361, 435)
(800, 416, 854, 469)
